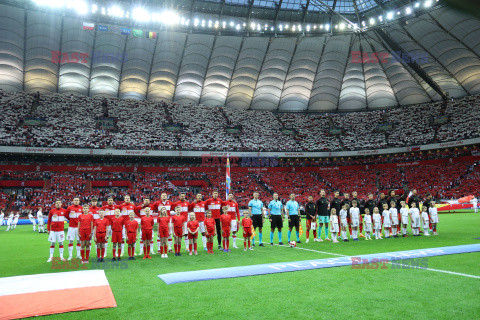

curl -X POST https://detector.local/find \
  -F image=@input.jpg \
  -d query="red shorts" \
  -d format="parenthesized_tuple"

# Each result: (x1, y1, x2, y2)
(222, 228, 231, 238)
(188, 232, 198, 240)
(142, 229, 153, 241)
(306, 219, 313, 229)
(112, 231, 123, 243)
(174, 228, 183, 238)
(79, 229, 91, 241)
(159, 227, 169, 238)
(127, 232, 137, 244)
(96, 232, 106, 244)
(206, 228, 215, 237)
(243, 230, 252, 238)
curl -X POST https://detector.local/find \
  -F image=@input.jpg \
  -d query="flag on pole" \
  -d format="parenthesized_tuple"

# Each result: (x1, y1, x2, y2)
(226, 155, 231, 200)
(146, 31, 156, 39)
(82, 22, 95, 30)
(133, 29, 144, 37)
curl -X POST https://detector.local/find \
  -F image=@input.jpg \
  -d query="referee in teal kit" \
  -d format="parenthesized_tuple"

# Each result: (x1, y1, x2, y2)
(285, 193, 301, 243)
(268, 192, 284, 246)
(248, 191, 264, 247)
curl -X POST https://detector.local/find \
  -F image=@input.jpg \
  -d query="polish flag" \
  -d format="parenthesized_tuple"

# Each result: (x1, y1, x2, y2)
(83, 22, 95, 30)
(0, 270, 116, 319)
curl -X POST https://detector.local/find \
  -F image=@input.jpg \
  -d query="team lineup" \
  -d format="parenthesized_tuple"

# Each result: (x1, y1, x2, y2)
(40, 188, 440, 263)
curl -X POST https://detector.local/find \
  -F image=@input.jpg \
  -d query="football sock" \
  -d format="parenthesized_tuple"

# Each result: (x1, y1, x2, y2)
(433, 227, 437, 232)
(121, 243, 124, 255)
(185, 238, 189, 250)
(86, 249, 90, 260)
(244, 241, 247, 249)
(68, 244, 73, 256)
(287, 230, 291, 242)
(50, 245, 54, 258)
(202, 236, 207, 248)
(101, 248, 105, 258)
(147, 245, 151, 255)
(163, 245, 167, 254)
(113, 248, 116, 257)
(168, 239, 172, 250)
(139, 241, 144, 254)
(259, 232, 262, 244)
(270, 232, 274, 243)
(59, 245, 64, 257)
(306, 230, 309, 239)
(278, 231, 282, 242)
(296, 231, 300, 241)
(313, 230, 317, 238)
(81, 249, 85, 261)
(226, 240, 229, 250)
(248, 239, 251, 248)
(97, 248, 100, 258)
(194, 243, 197, 252)
(325, 226, 329, 238)
(252, 236, 255, 244)
(349, 226, 352, 235)
(232, 235, 236, 246)
(189, 244, 192, 252)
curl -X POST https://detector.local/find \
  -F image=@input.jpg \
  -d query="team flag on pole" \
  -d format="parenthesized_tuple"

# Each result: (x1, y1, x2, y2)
(226, 155, 231, 200)
(82, 22, 95, 30)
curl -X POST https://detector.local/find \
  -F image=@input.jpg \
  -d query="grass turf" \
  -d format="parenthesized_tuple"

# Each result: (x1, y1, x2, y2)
(1, 211, 479, 319)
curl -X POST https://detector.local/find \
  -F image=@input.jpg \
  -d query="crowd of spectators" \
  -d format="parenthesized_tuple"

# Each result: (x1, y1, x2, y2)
(1, 90, 479, 152)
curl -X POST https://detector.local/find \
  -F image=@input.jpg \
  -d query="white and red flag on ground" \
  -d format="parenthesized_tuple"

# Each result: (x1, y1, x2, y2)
(226, 155, 231, 200)
(0, 269, 116, 319)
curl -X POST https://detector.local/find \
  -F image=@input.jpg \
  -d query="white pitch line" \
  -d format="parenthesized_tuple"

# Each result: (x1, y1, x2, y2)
(263, 240, 480, 280)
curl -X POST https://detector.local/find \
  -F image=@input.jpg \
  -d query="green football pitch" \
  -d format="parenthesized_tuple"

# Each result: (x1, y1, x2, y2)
(1, 211, 479, 319)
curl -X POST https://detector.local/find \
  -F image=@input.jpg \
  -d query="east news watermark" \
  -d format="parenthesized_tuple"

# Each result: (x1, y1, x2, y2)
(351, 51, 429, 64)
(51, 50, 128, 64)
(50, 258, 129, 270)
(351, 257, 428, 269)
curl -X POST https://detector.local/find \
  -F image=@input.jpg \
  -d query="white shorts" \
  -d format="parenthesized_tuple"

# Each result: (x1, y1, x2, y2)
(7, 219, 12, 226)
(365, 223, 372, 233)
(199, 221, 205, 233)
(48, 231, 65, 242)
(351, 219, 359, 227)
(430, 214, 438, 223)
(341, 218, 348, 227)
(411, 216, 421, 228)
(230, 220, 238, 232)
(66, 227, 79, 241)
(423, 220, 429, 228)
(374, 222, 381, 230)
(391, 216, 399, 225)
(0, 219, 3, 226)
(331, 223, 339, 233)
(401, 215, 409, 225)
(383, 220, 391, 228)
(13, 218, 18, 225)
(29, 218, 36, 225)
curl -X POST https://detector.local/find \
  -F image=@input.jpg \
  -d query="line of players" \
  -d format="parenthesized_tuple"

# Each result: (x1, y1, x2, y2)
(45, 190, 247, 263)
(328, 200, 439, 243)
(0, 211, 20, 231)
(0, 209, 47, 232)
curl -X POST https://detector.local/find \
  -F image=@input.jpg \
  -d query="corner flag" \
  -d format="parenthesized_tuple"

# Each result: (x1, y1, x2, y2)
(226, 155, 231, 200)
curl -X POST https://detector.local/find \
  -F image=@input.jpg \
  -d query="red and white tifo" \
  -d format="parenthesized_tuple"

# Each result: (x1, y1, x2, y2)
(0, 270, 116, 319)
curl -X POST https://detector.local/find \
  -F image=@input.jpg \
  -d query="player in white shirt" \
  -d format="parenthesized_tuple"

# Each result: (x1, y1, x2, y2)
(28, 211, 37, 232)
(350, 201, 360, 241)
(382, 203, 391, 238)
(421, 206, 430, 236)
(37, 208, 46, 233)
(6, 212, 13, 231)
(471, 197, 478, 213)
(372, 207, 382, 239)
(429, 201, 439, 235)
(0, 210, 4, 229)
(12, 212, 19, 230)
(329, 208, 339, 243)
(399, 201, 410, 237)
(389, 201, 399, 238)
(363, 208, 372, 240)
(339, 205, 349, 242)
(409, 202, 421, 236)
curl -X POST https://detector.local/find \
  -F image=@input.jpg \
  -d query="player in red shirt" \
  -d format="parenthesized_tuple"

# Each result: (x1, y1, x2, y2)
(100, 197, 117, 257)
(220, 206, 233, 252)
(125, 212, 139, 260)
(119, 195, 136, 256)
(189, 193, 207, 251)
(173, 192, 190, 252)
(78, 204, 94, 264)
(93, 210, 111, 262)
(157, 207, 170, 258)
(140, 208, 155, 259)
(138, 197, 159, 255)
(204, 210, 216, 254)
(65, 197, 83, 260)
(204, 190, 223, 249)
(223, 193, 241, 249)
(171, 206, 186, 256)
(187, 213, 200, 255)
(111, 208, 124, 261)
(153, 192, 174, 252)
(241, 210, 254, 251)
(47, 199, 67, 262)
(89, 198, 100, 220)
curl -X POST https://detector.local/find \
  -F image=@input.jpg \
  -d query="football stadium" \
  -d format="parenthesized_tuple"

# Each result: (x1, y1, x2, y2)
(0, 0, 480, 319)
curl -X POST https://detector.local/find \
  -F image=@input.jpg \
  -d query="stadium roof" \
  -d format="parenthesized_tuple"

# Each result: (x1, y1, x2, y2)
(0, 1, 479, 111)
